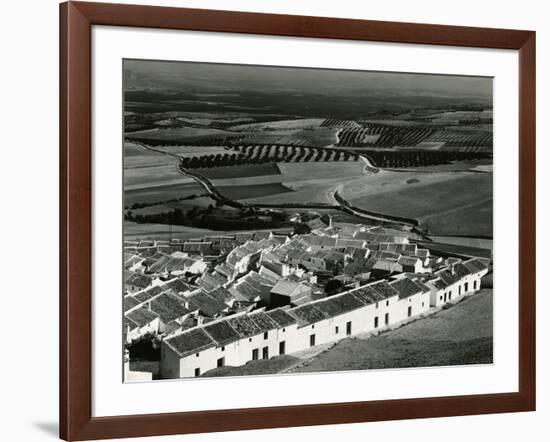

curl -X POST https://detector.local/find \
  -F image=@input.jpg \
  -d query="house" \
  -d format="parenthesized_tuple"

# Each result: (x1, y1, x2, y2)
(270, 280, 313, 307)
(125, 306, 160, 342)
(343, 256, 376, 280)
(301, 235, 337, 252)
(370, 259, 403, 279)
(186, 290, 230, 318)
(149, 291, 194, 332)
(125, 273, 154, 294)
(397, 256, 424, 273)
(389, 277, 431, 321)
(159, 256, 487, 379)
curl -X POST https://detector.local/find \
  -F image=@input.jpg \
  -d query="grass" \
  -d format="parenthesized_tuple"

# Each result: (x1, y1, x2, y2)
(421, 198, 493, 237)
(216, 183, 293, 200)
(202, 355, 299, 377)
(197, 163, 281, 179)
(347, 172, 492, 237)
(292, 289, 493, 373)
(415, 240, 492, 259)
(125, 182, 205, 206)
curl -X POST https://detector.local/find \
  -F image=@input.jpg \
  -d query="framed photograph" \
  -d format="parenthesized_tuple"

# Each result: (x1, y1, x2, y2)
(60, 1, 536, 440)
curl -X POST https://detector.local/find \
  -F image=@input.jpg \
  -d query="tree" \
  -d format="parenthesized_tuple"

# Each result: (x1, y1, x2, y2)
(293, 222, 311, 235)
(324, 278, 345, 296)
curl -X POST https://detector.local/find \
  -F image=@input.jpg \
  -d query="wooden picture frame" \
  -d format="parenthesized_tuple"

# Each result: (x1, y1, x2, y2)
(59, 1, 536, 440)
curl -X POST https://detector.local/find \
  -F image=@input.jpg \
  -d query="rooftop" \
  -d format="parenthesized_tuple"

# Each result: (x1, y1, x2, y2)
(165, 328, 216, 357)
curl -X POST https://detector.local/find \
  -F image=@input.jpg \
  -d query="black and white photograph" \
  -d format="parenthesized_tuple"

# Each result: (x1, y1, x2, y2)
(122, 59, 493, 382)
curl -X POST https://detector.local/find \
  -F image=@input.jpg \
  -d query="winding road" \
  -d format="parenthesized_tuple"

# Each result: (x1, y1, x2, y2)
(129, 141, 416, 228)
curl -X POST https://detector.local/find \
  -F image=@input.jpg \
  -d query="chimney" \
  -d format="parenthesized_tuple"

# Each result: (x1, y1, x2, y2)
(196, 316, 204, 326)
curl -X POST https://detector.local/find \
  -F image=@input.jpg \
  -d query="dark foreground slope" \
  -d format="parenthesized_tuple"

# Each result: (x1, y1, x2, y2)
(292, 289, 493, 373)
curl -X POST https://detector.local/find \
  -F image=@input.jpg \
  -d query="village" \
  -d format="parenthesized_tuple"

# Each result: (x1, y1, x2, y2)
(123, 216, 490, 381)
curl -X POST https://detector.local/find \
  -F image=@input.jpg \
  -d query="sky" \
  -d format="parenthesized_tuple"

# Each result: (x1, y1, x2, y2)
(124, 59, 492, 100)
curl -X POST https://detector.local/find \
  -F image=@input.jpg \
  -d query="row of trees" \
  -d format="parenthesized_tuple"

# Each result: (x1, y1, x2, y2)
(337, 125, 436, 148)
(178, 145, 358, 169)
(361, 150, 491, 169)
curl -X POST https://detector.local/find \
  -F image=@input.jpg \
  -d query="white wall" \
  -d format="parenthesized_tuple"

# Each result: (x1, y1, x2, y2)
(1, 0, 548, 441)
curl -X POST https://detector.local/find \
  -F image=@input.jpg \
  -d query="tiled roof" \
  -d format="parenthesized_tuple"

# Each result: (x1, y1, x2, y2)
(369, 281, 400, 299)
(203, 320, 240, 346)
(349, 285, 382, 305)
(150, 292, 190, 323)
(398, 256, 421, 266)
(134, 285, 163, 303)
(207, 287, 234, 304)
(187, 291, 228, 317)
(270, 280, 308, 297)
(124, 296, 140, 313)
(265, 308, 297, 328)
(314, 292, 365, 317)
(165, 328, 216, 357)
(125, 273, 153, 289)
(227, 315, 263, 338)
(463, 258, 490, 274)
(162, 278, 192, 293)
(250, 311, 279, 332)
(390, 278, 426, 299)
(343, 256, 376, 276)
(288, 304, 327, 327)
(125, 307, 159, 329)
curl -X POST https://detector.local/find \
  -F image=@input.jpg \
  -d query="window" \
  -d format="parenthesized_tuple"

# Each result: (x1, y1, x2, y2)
(386, 300, 389, 307)
(407, 306, 412, 317)
(474, 280, 477, 290)
(465, 282, 469, 292)
(194, 368, 200, 377)
(279, 341, 286, 355)
(221, 346, 225, 352)
(310, 334, 316, 347)
(249, 338, 252, 342)
(262, 346, 269, 359)
(335, 326, 339, 335)
(422, 302, 425, 307)
(312, 324, 315, 329)
(449, 292, 452, 300)
(195, 353, 199, 357)
(459, 286, 462, 295)
(282, 328, 286, 333)
(217, 357, 225, 368)
(385, 312, 389, 325)
(346, 321, 352, 336)
(440, 295, 443, 301)
(263, 332, 268, 340)
(252, 348, 259, 360)
(375, 302, 379, 309)
(374, 316, 379, 328)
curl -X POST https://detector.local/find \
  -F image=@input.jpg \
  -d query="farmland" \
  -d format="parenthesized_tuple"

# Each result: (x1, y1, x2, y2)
(123, 72, 492, 239)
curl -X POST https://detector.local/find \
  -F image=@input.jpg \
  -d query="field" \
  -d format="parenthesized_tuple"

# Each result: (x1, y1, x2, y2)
(124, 142, 178, 168)
(421, 198, 493, 237)
(216, 183, 293, 200)
(344, 172, 492, 237)
(196, 163, 281, 179)
(125, 182, 205, 206)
